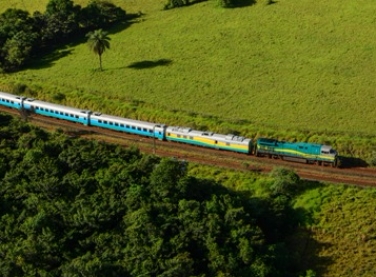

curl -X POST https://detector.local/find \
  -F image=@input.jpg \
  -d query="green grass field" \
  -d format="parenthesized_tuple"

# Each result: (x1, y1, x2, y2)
(1, 0, 376, 160)
(294, 184, 376, 277)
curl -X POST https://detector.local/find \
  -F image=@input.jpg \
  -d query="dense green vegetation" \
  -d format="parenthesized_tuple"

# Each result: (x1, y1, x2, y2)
(0, 114, 308, 276)
(1, 113, 375, 276)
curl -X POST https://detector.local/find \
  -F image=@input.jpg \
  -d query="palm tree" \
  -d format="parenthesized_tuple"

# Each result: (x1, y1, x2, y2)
(86, 29, 111, 71)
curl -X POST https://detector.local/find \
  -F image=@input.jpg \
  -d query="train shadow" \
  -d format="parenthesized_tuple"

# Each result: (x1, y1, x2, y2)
(338, 156, 368, 168)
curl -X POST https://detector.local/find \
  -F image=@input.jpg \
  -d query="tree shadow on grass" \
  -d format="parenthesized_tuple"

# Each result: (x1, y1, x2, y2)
(231, 0, 256, 7)
(230, 0, 278, 7)
(287, 227, 333, 276)
(127, 59, 172, 69)
(28, 48, 73, 70)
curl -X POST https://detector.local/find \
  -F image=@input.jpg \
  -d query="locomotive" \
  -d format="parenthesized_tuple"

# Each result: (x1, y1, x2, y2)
(0, 91, 338, 167)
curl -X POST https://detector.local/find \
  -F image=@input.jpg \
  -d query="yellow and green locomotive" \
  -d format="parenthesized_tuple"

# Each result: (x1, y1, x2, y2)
(255, 138, 338, 167)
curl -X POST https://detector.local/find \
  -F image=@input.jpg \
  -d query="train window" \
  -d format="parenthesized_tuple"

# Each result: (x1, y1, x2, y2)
(115, 123, 119, 126)
(109, 122, 113, 125)
(177, 135, 181, 138)
(321, 150, 329, 154)
(60, 111, 63, 115)
(131, 126, 135, 129)
(70, 114, 74, 117)
(149, 129, 153, 133)
(98, 120, 102, 123)
(299, 146, 303, 149)
(11, 101, 14, 104)
(104, 121, 108, 124)
(137, 127, 141, 131)
(183, 135, 187, 139)
(190, 136, 194, 140)
(65, 113, 68, 116)
(168, 133, 171, 136)
(215, 141, 218, 144)
(6, 100, 9, 103)
(143, 128, 147, 132)
(226, 142, 230, 146)
(126, 125, 130, 128)
(120, 124, 124, 127)
(75, 115, 78, 119)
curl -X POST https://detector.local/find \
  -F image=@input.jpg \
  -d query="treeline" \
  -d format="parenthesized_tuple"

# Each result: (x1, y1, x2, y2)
(0, 0, 126, 72)
(0, 114, 310, 276)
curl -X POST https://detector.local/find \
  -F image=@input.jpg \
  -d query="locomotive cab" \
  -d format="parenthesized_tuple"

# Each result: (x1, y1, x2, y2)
(320, 145, 338, 166)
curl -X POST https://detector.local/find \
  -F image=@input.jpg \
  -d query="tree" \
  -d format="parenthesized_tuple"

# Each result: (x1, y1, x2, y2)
(269, 167, 300, 196)
(0, 9, 38, 71)
(86, 29, 111, 71)
(43, 0, 81, 43)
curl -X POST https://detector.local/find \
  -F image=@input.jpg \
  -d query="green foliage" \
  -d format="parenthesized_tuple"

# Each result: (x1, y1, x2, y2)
(41, 0, 81, 43)
(164, 0, 194, 9)
(217, 0, 233, 8)
(0, 116, 302, 276)
(269, 167, 300, 197)
(80, 0, 127, 29)
(0, 9, 38, 71)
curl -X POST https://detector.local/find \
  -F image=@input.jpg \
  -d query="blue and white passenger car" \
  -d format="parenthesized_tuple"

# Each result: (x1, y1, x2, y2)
(89, 112, 166, 140)
(23, 98, 91, 125)
(0, 91, 25, 109)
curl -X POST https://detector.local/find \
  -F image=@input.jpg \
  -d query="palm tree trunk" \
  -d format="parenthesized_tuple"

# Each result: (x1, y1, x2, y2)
(99, 54, 102, 71)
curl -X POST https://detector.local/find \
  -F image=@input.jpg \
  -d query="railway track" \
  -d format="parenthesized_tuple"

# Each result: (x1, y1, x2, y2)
(1, 106, 375, 187)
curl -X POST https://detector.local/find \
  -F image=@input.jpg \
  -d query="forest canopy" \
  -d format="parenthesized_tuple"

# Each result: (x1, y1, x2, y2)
(0, 114, 304, 276)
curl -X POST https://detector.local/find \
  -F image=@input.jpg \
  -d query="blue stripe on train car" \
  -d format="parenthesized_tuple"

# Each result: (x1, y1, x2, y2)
(89, 119, 165, 139)
(32, 110, 89, 125)
(0, 99, 23, 109)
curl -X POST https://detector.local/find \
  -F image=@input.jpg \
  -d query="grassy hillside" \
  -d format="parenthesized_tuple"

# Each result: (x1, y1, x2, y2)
(1, 0, 376, 160)
(294, 184, 376, 277)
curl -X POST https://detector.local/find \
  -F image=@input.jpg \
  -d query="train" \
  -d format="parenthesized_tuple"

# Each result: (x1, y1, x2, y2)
(0, 91, 338, 167)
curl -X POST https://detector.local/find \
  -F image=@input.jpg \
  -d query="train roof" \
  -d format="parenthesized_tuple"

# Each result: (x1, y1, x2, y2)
(257, 137, 334, 150)
(24, 98, 91, 114)
(166, 126, 252, 143)
(0, 91, 25, 101)
(90, 112, 165, 128)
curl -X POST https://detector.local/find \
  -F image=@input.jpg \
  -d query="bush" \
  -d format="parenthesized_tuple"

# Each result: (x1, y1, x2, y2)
(269, 167, 300, 196)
